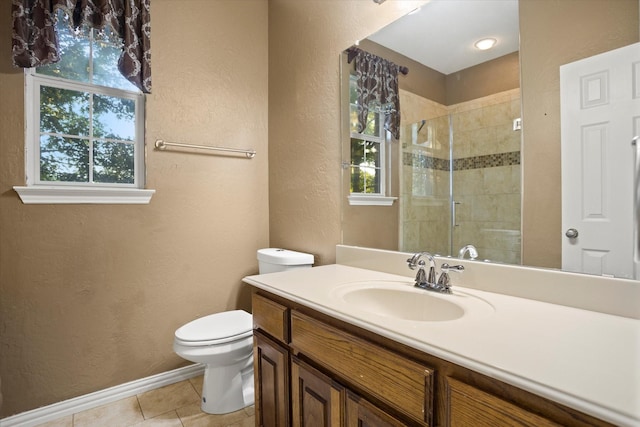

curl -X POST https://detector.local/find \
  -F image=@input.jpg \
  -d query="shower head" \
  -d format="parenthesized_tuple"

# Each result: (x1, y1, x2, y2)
(417, 119, 427, 133)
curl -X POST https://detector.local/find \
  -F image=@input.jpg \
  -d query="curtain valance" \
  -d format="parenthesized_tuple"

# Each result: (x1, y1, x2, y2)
(11, 0, 151, 93)
(353, 48, 401, 140)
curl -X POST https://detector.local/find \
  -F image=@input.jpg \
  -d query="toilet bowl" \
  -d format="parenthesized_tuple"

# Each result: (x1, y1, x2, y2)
(173, 248, 314, 414)
(173, 310, 254, 414)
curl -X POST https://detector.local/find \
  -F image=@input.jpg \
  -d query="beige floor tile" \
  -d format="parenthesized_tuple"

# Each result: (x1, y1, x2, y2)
(176, 403, 251, 427)
(175, 403, 215, 427)
(188, 375, 204, 396)
(130, 410, 183, 427)
(73, 396, 144, 427)
(137, 380, 201, 419)
(33, 415, 73, 427)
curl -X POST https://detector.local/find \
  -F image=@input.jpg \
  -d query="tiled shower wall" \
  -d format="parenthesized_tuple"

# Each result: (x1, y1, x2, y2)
(400, 89, 522, 264)
(400, 91, 450, 254)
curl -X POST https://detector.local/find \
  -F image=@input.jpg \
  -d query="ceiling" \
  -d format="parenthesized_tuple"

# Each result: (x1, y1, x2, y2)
(366, 0, 519, 75)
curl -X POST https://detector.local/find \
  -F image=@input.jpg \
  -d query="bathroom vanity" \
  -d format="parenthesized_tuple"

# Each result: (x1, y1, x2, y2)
(243, 246, 640, 427)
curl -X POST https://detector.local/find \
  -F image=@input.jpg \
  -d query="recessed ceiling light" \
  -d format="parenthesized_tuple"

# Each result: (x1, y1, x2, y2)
(474, 38, 497, 50)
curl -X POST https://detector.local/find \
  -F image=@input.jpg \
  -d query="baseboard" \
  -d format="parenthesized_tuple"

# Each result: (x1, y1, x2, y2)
(0, 364, 204, 427)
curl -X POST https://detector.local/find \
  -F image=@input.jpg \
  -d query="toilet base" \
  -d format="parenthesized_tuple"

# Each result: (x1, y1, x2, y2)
(200, 355, 254, 414)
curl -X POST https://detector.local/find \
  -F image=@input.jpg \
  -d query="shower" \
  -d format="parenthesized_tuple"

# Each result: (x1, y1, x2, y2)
(399, 94, 522, 264)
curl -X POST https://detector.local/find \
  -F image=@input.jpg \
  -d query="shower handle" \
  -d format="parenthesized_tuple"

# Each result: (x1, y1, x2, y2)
(452, 201, 461, 227)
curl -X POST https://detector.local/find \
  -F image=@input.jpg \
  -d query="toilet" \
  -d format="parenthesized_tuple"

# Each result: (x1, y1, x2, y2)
(173, 248, 314, 414)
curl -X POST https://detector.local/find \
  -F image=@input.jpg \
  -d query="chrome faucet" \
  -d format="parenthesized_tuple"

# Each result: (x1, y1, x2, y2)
(407, 252, 464, 294)
(407, 251, 437, 285)
(458, 244, 478, 260)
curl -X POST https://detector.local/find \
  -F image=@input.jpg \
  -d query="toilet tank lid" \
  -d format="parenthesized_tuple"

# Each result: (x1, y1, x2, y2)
(175, 310, 252, 342)
(257, 248, 314, 265)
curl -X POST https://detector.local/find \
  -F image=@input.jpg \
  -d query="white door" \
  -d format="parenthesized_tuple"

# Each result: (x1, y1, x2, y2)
(560, 42, 640, 279)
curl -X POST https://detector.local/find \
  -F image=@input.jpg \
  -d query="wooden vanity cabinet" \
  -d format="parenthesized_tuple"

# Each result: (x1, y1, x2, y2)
(252, 291, 614, 427)
(253, 292, 424, 426)
(254, 330, 290, 427)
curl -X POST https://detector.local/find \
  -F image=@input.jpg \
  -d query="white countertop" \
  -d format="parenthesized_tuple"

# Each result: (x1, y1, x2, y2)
(243, 264, 640, 427)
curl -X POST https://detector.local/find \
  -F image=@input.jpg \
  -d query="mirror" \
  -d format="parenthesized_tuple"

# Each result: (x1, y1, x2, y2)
(341, 0, 639, 280)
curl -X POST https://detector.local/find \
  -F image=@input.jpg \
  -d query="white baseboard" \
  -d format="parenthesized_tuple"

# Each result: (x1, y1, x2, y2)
(0, 364, 204, 427)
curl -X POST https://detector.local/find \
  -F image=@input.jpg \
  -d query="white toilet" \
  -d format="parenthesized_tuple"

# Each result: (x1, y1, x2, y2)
(173, 248, 314, 414)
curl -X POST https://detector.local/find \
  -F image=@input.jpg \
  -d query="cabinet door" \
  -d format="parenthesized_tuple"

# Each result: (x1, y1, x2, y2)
(292, 357, 344, 427)
(254, 331, 290, 427)
(345, 390, 407, 427)
(446, 377, 560, 427)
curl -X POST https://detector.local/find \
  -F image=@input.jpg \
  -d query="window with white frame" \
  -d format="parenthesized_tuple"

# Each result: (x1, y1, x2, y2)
(347, 74, 395, 206)
(14, 10, 153, 204)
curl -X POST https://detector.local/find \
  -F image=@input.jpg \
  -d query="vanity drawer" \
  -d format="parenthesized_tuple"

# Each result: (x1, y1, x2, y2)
(252, 292, 289, 343)
(445, 377, 560, 426)
(290, 310, 434, 425)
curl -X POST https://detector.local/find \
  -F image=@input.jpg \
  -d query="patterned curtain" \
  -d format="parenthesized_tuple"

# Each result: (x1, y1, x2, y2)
(11, 0, 151, 93)
(354, 49, 400, 140)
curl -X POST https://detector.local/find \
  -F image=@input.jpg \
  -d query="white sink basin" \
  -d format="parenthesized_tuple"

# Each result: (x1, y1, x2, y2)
(331, 281, 495, 322)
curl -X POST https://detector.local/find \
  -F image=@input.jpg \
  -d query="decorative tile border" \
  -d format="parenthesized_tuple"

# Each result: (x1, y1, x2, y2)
(403, 151, 450, 171)
(455, 151, 520, 170)
(403, 151, 520, 171)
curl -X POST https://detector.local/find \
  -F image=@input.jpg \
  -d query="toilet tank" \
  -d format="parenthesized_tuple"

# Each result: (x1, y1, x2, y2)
(257, 248, 314, 274)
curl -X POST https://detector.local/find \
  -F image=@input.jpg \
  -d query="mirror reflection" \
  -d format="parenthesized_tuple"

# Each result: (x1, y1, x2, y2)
(342, 0, 521, 265)
(342, 0, 639, 280)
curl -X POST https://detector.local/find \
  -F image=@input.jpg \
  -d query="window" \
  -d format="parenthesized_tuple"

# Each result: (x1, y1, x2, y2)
(14, 10, 154, 204)
(347, 75, 395, 206)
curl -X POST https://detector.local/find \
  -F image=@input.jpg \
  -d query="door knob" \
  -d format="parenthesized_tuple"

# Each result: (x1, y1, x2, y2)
(565, 228, 579, 238)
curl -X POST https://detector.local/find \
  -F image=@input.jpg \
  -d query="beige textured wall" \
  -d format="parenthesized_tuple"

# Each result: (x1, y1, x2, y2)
(0, 0, 268, 416)
(520, 0, 639, 268)
(268, 0, 427, 265)
(446, 52, 520, 105)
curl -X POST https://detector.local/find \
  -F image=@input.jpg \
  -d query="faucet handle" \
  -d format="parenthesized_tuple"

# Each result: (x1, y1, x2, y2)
(441, 263, 464, 274)
(436, 263, 464, 293)
(407, 255, 418, 270)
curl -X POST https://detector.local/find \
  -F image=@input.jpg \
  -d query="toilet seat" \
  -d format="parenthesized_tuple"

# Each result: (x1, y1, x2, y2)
(175, 310, 253, 347)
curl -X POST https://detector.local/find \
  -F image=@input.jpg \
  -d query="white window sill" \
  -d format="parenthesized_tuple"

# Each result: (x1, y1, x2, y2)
(348, 195, 397, 206)
(14, 186, 155, 204)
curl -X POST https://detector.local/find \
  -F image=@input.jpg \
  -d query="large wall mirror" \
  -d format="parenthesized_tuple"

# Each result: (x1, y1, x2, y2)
(341, 0, 640, 281)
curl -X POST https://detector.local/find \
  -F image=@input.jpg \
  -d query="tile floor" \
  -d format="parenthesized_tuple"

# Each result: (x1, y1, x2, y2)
(34, 376, 255, 427)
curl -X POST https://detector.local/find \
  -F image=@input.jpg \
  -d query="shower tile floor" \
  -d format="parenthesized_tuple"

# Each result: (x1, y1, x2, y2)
(34, 376, 255, 427)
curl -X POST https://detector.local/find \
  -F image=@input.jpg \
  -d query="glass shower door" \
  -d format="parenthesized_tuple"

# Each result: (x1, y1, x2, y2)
(400, 95, 522, 264)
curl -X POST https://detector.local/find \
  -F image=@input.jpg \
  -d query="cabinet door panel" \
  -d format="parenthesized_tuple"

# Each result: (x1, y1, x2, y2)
(345, 390, 407, 427)
(254, 331, 290, 427)
(292, 357, 344, 427)
(446, 377, 560, 427)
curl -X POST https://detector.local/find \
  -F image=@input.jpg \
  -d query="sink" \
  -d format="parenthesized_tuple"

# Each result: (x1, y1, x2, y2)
(331, 281, 494, 322)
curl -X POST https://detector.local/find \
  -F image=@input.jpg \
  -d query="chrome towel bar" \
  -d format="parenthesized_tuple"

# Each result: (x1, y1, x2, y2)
(154, 139, 256, 159)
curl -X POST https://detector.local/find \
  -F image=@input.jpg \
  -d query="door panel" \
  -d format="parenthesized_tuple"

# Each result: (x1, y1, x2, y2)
(561, 42, 640, 279)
